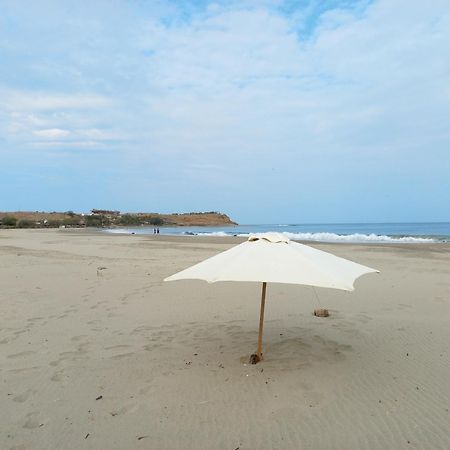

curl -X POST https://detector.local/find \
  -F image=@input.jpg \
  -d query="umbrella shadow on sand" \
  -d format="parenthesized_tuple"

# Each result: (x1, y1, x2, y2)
(140, 319, 354, 373)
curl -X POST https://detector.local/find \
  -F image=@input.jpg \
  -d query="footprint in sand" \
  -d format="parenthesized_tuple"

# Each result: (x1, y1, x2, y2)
(111, 352, 135, 360)
(138, 384, 154, 395)
(58, 350, 87, 361)
(13, 329, 27, 336)
(143, 343, 164, 352)
(398, 303, 413, 309)
(7, 351, 34, 359)
(70, 335, 88, 342)
(110, 402, 139, 417)
(10, 445, 27, 450)
(112, 330, 125, 336)
(13, 389, 35, 403)
(8, 366, 40, 374)
(50, 370, 65, 382)
(105, 344, 130, 350)
(27, 316, 44, 323)
(356, 313, 372, 323)
(23, 412, 41, 429)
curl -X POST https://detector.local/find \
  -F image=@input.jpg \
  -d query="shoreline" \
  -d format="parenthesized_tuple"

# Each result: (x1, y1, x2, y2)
(4, 226, 450, 248)
(99, 223, 450, 244)
(75, 226, 450, 246)
(3, 219, 449, 244)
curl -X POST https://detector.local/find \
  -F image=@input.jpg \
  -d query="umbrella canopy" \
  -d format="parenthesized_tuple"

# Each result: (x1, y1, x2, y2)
(165, 232, 378, 362)
(165, 232, 378, 291)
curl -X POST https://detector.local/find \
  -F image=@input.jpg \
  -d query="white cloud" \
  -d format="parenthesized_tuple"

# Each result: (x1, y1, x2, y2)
(30, 140, 106, 149)
(136, 0, 450, 165)
(0, 88, 121, 147)
(0, 88, 111, 112)
(33, 128, 70, 138)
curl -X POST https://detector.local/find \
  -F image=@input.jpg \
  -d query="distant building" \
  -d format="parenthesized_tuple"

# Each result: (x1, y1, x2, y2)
(91, 209, 120, 218)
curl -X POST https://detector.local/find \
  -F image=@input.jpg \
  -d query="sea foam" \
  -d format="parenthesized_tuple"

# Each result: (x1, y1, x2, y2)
(279, 232, 435, 243)
(198, 231, 436, 243)
(104, 228, 439, 243)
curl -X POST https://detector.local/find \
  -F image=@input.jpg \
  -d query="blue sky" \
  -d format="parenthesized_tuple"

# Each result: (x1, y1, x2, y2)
(1, 0, 449, 223)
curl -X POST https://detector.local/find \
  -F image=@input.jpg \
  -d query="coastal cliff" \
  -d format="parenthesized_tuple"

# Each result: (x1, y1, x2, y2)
(157, 212, 236, 226)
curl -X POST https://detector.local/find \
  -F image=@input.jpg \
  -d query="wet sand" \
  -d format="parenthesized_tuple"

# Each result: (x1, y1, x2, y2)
(1, 229, 450, 449)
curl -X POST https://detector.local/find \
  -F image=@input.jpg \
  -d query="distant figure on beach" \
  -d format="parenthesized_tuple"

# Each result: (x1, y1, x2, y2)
(157, 228, 160, 234)
(153, 228, 156, 234)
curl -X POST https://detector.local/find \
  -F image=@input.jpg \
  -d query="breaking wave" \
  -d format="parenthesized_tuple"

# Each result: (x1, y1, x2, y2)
(196, 231, 436, 243)
(103, 226, 443, 243)
(280, 232, 435, 243)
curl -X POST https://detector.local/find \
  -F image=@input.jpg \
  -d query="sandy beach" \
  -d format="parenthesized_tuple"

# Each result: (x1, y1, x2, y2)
(1, 229, 450, 450)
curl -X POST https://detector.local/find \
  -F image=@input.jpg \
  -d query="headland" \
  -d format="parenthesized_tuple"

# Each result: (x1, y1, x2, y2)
(0, 210, 237, 229)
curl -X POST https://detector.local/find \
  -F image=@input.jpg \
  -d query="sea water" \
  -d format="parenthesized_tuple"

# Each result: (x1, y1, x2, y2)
(105, 222, 450, 243)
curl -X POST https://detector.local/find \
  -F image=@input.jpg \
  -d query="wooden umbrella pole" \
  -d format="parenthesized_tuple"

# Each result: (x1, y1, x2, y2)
(256, 282, 267, 360)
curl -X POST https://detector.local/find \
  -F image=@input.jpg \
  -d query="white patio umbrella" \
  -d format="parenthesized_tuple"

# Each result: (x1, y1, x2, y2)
(165, 232, 378, 362)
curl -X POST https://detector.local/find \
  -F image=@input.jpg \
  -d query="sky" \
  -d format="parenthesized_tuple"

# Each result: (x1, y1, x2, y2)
(1, 0, 449, 224)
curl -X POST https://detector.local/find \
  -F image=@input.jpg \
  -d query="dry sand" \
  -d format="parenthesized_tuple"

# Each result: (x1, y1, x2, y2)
(1, 229, 450, 450)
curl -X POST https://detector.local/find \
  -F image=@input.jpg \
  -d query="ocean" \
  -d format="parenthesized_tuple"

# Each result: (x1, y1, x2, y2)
(105, 222, 450, 243)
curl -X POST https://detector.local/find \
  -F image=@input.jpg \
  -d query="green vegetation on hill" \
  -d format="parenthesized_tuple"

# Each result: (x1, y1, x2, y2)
(1, 216, 17, 227)
(16, 219, 35, 228)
